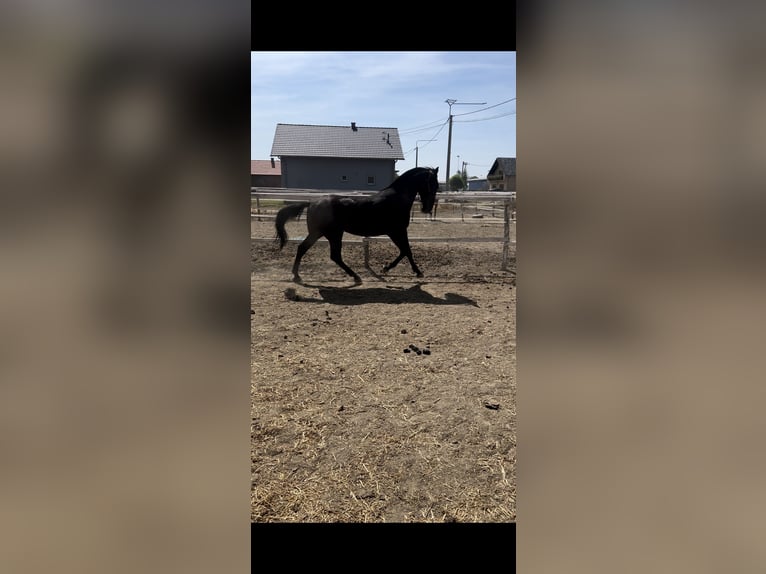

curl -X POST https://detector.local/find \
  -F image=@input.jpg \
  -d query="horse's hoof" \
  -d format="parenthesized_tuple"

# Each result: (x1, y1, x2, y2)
(293, 276, 303, 285)
(416, 272, 424, 278)
(353, 277, 363, 285)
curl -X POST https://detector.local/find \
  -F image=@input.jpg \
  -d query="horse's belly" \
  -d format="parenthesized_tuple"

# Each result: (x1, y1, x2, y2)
(345, 223, 387, 237)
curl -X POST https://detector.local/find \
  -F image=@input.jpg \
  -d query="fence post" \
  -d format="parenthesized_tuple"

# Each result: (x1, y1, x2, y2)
(256, 196, 261, 221)
(502, 201, 511, 271)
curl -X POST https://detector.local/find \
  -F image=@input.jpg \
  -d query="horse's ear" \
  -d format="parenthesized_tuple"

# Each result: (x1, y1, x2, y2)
(434, 167, 439, 175)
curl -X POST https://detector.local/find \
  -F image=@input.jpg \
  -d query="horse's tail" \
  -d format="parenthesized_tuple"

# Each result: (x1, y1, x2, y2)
(274, 202, 310, 249)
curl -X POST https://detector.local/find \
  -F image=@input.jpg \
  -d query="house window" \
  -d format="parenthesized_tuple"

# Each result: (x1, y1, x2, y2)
(341, 175, 348, 182)
(367, 176, 375, 185)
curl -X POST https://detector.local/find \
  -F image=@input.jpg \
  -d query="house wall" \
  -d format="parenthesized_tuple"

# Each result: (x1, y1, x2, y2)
(488, 174, 516, 191)
(467, 179, 489, 191)
(280, 157, 397, 190)
(251, 174, 282, 188)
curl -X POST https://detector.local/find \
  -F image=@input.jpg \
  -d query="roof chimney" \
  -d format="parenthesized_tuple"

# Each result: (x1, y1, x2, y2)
(270, 157, 275, 168)
(351, 122, 357, 131)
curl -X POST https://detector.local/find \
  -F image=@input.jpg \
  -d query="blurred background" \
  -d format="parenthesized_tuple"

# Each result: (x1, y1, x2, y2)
(0, 1, 250, 572)
(4, 0, 766, 570)
(518, 2, 766, 572)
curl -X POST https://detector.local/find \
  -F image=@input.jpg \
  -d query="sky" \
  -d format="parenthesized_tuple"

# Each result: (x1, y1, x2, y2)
(251, 51, 515, 182)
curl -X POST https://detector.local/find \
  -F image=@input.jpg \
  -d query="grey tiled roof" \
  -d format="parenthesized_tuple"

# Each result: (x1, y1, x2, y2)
(489, 157, 516, 177)
(271, 123, 404, 160)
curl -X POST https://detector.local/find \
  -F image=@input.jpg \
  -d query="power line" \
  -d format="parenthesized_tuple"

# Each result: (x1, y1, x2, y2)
(453, 97, 516, 117)
(455, 111, 516, 123)
(417, 138, 437, 145)
(400, 117, 448, 131)
(398, 96, 515, 131)
(399, 124, 446, 136)
(403, 118, 449, 152)
(398, 117, 450, 135)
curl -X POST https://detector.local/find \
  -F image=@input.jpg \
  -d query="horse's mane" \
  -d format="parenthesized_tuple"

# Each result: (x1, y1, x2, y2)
(388, 167, 435, 192)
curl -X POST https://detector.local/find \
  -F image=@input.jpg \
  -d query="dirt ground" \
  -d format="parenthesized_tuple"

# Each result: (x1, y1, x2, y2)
(251, 209, 516, 522)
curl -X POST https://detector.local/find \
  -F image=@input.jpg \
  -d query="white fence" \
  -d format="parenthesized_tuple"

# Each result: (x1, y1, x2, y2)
(251, 187, 516, 271)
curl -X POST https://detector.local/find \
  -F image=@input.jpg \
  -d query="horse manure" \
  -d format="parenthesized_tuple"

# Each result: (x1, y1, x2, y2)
(403, 343, 431, 355)
(401, 329, 407, 334)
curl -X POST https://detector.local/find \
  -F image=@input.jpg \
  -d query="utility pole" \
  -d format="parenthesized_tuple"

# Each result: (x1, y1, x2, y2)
(415, 139, 436, 168)
(445, 99, 485, 189)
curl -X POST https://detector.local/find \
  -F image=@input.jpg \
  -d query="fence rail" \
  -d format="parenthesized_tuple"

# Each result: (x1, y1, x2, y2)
(251, 187, 515, 202)
(250, 188, 516, 270)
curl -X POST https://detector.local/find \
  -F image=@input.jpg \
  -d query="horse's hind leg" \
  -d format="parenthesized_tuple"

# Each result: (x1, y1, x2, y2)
(292, 232, 321, 283)
(328, 234, 362, 284)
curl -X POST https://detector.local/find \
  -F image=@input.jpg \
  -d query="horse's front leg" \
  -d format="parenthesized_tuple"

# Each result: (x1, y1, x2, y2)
(383, 252, 406, 272)
(384, 232, 423, 278)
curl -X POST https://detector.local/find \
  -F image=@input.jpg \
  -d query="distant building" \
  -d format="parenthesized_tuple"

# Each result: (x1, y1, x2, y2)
(466, 177, 489, 191)
(487, 157, 516, 191)
(270, 123, 404, 190)
(251, 158, 282, 188)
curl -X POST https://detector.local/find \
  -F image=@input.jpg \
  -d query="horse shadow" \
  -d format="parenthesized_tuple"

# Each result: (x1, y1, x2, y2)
(288, 282, 479, 306)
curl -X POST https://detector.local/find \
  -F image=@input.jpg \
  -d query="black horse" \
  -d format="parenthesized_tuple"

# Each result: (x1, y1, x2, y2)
(275, 166, 439, 284)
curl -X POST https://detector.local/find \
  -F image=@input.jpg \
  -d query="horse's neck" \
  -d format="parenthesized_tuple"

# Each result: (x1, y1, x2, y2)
(395, 181, 420, 203)
(384, 185, 417, 204)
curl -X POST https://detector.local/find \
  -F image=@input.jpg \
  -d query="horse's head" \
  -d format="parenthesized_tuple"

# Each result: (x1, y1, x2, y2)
(418, 166, 439, 214)
(390, 166, 439, 213)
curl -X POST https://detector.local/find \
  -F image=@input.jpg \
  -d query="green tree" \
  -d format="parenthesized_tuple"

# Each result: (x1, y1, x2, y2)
(449, 171, 466, 191)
